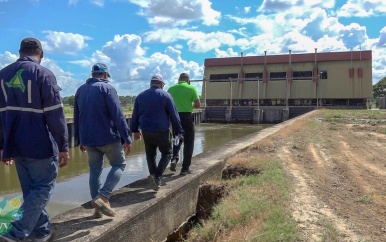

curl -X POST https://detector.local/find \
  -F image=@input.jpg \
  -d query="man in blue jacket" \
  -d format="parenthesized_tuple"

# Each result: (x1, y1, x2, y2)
(74, 63, 132, 218)
(0, 37, 69, 242)
(131, 74, 183, 191)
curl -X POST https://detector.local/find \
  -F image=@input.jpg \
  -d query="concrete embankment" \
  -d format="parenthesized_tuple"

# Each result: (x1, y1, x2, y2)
(52, 111, 315, 242)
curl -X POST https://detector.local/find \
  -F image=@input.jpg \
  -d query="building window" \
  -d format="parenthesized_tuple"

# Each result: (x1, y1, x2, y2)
(293, 71, 312, 80)
(269, 72, 286, 81)
(320, 71, 327, 79)
(209, 73, 238, 82)
(245, 73, 263, 81)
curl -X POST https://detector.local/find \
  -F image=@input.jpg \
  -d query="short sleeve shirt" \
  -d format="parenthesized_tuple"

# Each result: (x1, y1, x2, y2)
(168, 81, 200, 113)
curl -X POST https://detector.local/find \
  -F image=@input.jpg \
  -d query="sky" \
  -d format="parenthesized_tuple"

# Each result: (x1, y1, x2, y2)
(0, 0, 385, 97)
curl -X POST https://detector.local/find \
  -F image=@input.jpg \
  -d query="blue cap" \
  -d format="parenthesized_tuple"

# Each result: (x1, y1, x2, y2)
(151, 74, 165, 84)
(91, 63, 110, 77)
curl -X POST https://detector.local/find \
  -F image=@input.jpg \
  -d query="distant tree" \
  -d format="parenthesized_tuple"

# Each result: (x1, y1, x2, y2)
(62, 96, 69, 104)
(67, 95, 75, 107)
(373, 77, 386, 98)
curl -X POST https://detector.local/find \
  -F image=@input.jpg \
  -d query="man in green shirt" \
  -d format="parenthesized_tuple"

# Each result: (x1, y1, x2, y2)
(168, 73, 200, 175)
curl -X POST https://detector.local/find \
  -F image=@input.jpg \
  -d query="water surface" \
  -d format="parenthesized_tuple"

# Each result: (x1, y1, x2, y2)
(0, 123, 270, 217)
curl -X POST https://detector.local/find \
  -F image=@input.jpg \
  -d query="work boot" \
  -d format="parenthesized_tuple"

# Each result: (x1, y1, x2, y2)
(93, 208, 103, 219)
(180, 169, 192, 176)
(91, 195, 115, 217)
(148, 175, 159, 191)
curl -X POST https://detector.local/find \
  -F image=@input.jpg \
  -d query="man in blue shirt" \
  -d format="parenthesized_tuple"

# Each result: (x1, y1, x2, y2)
(131, 74, 183, 191)
(74, 63, 132, 218)
(0, 37, 69, 242)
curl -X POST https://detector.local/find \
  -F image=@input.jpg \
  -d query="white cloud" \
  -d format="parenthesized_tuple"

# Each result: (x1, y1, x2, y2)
(338, 0, 386, 17)
(91, 0, 104, 7)
(0, 51, 17, 69)
(258, 0, 335, 12)
(379, 26, 386, 46)
(129, 0, 220, 27)
(41, 58, 83, 96)
(228, 27, 249, 38)
(41, 31, 92, 55)
(71, 34, 204, 95)
(145, 28, 239, 53)
(214, 48, 239, 58)
(339, 23, 368, 49)
(244, 6, 251, 14)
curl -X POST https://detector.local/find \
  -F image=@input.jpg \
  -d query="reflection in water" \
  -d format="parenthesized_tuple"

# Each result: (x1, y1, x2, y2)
(0, 123, 269, 217)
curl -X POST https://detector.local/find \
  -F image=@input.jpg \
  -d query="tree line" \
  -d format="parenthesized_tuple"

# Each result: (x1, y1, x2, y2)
(63, 95, 137, 108)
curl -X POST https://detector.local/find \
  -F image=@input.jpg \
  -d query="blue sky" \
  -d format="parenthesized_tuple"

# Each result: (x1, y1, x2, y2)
(0, 0, 385, 97)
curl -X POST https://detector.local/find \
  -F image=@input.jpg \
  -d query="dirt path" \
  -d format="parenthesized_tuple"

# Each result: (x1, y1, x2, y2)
(251, 111, 386, 241)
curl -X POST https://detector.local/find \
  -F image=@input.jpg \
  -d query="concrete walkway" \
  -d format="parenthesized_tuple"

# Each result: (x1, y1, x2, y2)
(52, 111, 315, 242)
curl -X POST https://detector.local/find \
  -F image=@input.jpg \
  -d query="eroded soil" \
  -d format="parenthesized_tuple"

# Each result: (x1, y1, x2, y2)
(244, 111, 386, 241)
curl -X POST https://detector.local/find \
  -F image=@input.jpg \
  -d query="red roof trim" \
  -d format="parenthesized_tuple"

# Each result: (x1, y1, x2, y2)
(204, 50, 372, 67)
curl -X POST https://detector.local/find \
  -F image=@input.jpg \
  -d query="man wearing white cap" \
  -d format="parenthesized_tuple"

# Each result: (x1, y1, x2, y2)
(131, 74, 183, 191)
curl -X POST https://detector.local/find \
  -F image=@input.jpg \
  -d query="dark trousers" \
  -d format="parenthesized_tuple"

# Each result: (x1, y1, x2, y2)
(142, 131, 172, 178)
(173, 113, 195, 171)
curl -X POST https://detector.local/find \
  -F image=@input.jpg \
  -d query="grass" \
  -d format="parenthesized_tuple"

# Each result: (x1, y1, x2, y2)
(186, 159, 300, 242)
(320, 218, 340, 242)
(356, 194, 373, 204)
(317, 109, 386, 120)
(63, 104, 132, 118)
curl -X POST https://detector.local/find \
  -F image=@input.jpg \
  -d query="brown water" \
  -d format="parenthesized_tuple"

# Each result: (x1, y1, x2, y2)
(0, 123, 270, 217)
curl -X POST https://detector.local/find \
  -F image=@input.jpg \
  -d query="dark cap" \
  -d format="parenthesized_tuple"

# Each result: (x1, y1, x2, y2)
(91, 63, 110, 77)
(179, 72, 190, 81)
(19, 37, 42, 51)
(151, 74, 165, 84)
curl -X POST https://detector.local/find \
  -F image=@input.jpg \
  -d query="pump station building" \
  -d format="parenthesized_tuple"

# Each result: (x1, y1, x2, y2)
(200, 50, 373, 123)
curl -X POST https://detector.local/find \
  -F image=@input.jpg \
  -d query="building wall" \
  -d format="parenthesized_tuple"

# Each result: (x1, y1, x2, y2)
(202, 51, 373, 103)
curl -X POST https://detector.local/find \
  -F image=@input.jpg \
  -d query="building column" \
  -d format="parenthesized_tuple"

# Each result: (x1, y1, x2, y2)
(253, 108, 263, 124)
(225, 107, 232, 123)
(282, 108, 289, 122)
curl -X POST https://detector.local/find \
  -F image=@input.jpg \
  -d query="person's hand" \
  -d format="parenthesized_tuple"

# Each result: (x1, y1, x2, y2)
(123, 143, 132, 157)
(134, 132, 142, 141)
(179, 133, 184, 142)
(59, 151, 69, 168)
(1, 150, 13, 165)
(2, 158, 14, 165)
(80, 145, 87, 153)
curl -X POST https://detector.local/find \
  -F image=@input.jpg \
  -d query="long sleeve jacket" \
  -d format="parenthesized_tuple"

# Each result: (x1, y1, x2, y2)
(74, 78, 132, 147)
(0, 57, 69, 159)
(131, 86, 183, 135)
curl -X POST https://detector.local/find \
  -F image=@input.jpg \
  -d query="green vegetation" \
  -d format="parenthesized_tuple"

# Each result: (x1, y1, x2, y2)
(320, 219, 340, 242)
(62, 95, 135, 118)
(373, 77, 386, 98)
(356, 194, 373, 204)
(317, 109, 386, 120)
(187, 159, 300, 242)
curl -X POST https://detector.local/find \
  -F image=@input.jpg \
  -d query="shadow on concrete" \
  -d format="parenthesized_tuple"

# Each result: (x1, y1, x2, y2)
(53, 216, 112, 242)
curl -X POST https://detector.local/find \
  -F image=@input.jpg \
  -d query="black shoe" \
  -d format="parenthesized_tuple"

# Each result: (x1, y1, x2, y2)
(148, 175, 159, 191)
(34, 232, 55, 242)
(0, 235, 31, 242)
(0, 235, 19, 242)
(170, 157, 179, 172)
(156, 177, 162, 187)
(180, 169, 192, 176)
(170, 161, 177, 172)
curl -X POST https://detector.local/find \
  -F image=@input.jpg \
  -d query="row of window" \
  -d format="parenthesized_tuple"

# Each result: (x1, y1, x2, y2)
(209, 71, 328, 82)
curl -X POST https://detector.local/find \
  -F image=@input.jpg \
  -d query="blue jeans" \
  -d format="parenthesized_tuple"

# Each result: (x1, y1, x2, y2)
(85, 142, 126, 200)
(142, 131, 172, 178)
(8, 156, 58, 239)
